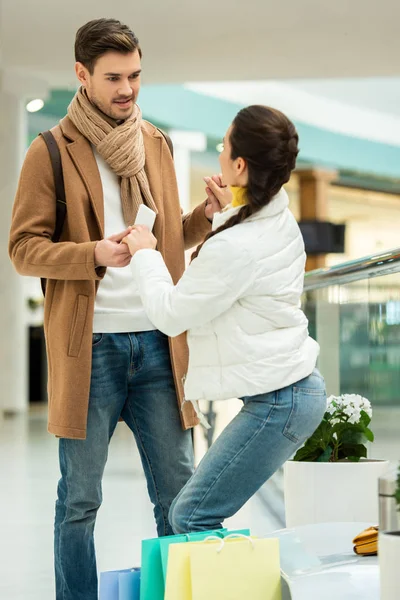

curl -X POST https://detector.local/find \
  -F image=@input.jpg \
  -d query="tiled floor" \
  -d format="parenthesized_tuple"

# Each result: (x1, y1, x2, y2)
(0, 406, 277, 600)
(1, 404, 398, 600)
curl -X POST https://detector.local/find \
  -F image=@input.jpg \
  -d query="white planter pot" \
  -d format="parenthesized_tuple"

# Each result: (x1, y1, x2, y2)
(284, 459, 389, 528)
(379, 531, 400, 600)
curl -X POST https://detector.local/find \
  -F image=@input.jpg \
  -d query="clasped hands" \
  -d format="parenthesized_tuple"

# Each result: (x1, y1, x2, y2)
(93, 225, 156, 268)
(122, 225, 157, 256)
(94, 173, 231, 268)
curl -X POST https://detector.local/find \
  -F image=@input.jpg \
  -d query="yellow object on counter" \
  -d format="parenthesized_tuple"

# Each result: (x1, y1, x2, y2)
(352, 526, 378, 556)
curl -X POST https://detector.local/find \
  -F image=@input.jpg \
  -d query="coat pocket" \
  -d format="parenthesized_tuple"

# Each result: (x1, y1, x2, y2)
(68, 295, 89, 357)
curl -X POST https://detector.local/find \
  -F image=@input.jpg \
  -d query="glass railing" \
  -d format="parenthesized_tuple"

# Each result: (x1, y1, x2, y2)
(303, 247, 400, 464)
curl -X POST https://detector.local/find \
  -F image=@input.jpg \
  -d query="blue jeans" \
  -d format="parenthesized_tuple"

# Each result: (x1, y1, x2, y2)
(169, 369, 326, 533)
(54, 331, 194, 600)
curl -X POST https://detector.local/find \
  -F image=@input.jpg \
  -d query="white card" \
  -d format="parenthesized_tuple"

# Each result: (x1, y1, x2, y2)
(134, 204, 156, 231)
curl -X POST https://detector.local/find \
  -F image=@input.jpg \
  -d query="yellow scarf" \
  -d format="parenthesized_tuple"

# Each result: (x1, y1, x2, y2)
(230, 186, 248, 207)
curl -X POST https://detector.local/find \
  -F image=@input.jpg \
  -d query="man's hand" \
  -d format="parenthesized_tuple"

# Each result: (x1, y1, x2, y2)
(204, 174, 233, 221)
(94, 227, 134, 268)
(123, 225, 157, 257)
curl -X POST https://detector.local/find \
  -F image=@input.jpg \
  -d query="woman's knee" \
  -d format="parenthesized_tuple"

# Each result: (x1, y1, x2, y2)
(168, 498, 191, 534)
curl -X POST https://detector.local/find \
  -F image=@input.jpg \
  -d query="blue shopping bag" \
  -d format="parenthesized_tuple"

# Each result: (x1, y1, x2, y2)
(99, 567, 140, 600)
(119, 569, 141, 600)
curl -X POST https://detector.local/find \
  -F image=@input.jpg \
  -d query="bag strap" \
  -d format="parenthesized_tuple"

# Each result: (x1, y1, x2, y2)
(40, 130, 67, 243)
(157, 127, 174, 158)
(39, 130, 67, 296)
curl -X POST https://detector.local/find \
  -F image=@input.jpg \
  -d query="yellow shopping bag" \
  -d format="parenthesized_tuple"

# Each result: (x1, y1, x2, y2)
(164, 540, 194, 600)
(165, 534, 281, 600)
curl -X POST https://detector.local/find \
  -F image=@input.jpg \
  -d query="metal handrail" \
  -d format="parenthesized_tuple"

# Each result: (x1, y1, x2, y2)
(304, 247, 400, 291)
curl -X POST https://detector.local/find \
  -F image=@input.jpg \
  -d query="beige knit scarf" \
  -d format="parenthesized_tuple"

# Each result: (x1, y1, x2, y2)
(68, 87, 157, 226)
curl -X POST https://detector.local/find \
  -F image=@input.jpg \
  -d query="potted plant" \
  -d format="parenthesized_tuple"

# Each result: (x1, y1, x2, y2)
(379, 463, 400, 600)
(396, 466, 400, 509)
(284, 394, 389, 528)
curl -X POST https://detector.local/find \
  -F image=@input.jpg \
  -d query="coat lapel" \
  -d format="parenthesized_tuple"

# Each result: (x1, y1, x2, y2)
(59, 117, 165, 242)
(60, 117, 104, 237)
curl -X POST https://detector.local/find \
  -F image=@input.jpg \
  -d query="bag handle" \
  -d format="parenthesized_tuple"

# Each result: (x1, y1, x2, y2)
(183, 531, 224, 542)
(204, 533, 255, 553)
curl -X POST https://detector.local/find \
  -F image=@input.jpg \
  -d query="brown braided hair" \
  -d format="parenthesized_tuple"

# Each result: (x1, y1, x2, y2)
(191, 105, 299, 260)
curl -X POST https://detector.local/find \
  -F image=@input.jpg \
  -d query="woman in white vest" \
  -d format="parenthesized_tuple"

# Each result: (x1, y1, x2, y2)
(124, 105, 326, 533)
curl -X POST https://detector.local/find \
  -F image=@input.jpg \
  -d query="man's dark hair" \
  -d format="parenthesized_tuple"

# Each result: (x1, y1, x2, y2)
(75, 18, 142, 74)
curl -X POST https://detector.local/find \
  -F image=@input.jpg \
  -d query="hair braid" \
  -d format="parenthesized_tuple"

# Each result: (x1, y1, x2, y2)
(191, 204, 253, 261)
(192, 104, 299, 261)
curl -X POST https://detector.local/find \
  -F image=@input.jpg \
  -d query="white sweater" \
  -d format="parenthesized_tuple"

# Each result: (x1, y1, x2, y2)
(131, 188, 319, 401)
(93, 150, 155, 333)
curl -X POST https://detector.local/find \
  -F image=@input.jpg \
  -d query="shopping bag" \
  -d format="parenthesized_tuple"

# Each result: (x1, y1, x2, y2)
(119, 569, 141, 600)
(159, 528, 251, 580)
(164, 533, 245, 600)
(165, 534, 281, 600)
(140, 529, 227, 600)
(99, 567, 140, 600)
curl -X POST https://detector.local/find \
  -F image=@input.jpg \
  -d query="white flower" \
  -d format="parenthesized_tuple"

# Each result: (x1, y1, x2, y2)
(341, 395, 352, 407)
(360, 398, 372, 418)
(343, 406, 353, 417)
(325, 393, 373, 428)
(339, 394, 372, 419)
(327, 395, 341, 410)
(348, 412, 361, 425)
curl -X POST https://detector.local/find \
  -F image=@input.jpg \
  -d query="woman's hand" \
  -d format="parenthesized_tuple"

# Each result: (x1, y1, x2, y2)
(204, 174, 233, 217)
(122, 225, 157, 256)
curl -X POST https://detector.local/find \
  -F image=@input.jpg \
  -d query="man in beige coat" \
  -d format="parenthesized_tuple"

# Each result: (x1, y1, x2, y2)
(9, 18, 217, 600)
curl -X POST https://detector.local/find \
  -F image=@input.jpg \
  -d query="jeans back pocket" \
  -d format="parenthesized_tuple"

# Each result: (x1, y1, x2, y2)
(283, 380, 327, 444)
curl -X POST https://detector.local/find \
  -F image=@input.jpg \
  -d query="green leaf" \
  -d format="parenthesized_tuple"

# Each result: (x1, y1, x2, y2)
(316, 446, 333, 462)
(359, 410, 371, 428)
(396, 465, 400, 510)
(293, 417, 338, 462)
(293, 446, 322, 462)
(364, 428, 374, 442)
(340, 429, 366, 446)
(293, 436, 326, 462)
(338, 443, 367, 462)
(331, 423, 348, 436)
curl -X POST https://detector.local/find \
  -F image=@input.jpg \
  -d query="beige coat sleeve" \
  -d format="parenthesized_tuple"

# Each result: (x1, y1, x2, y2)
(158, 133, 211, 251)
(8, 136, 103, 281)
(181, 201, 211, 251)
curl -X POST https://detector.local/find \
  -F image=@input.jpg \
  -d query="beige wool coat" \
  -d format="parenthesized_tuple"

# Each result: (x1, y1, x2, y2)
(9, 116, 211, 439)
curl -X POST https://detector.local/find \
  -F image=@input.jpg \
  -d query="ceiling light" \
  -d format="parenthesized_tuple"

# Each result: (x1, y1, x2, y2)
(216, 142, 224, 153)
(26, 99, 44, 113)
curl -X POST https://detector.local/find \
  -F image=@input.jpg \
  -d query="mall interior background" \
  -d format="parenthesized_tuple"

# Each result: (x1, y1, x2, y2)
(1, 1, 400, 598)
